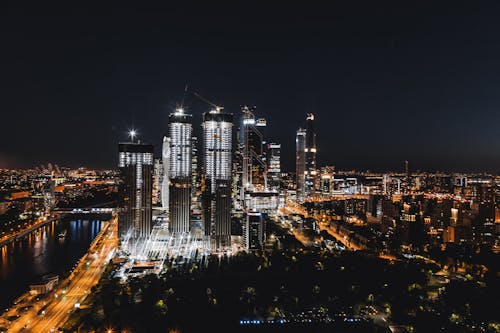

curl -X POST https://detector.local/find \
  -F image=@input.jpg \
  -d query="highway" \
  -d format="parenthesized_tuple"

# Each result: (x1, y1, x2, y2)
(1, 215, 117, 332)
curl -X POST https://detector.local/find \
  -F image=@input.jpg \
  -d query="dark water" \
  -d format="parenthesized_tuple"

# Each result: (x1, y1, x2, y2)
(0, 217, 103, 311)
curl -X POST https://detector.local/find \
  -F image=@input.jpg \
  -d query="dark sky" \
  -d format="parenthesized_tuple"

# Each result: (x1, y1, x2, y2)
(1, 1, 500, 172)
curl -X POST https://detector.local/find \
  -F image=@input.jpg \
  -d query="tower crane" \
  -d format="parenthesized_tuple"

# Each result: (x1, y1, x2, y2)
(173, 85, 189, 113)
(194, 92, 223, 112)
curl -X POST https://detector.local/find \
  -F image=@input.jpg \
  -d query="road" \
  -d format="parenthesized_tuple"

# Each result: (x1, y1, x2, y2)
(280, 203, 362, 250)
(317, 220, 362, 251)
(290, 228, 313, 247)
(2, 215, 117, 332)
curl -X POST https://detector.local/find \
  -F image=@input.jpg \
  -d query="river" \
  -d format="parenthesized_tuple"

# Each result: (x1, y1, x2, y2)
(0, 216, 106, 312)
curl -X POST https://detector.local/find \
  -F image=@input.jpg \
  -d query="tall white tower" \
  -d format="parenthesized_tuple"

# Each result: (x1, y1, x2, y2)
(168, 108, 193, 234)
(202, 108, 233, 252)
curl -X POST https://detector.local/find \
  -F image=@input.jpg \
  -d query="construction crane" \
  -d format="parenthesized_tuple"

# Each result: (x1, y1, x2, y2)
(173, 85, 189, 113)
(177, 84, 188, 110)
(194, 92, 223, 112)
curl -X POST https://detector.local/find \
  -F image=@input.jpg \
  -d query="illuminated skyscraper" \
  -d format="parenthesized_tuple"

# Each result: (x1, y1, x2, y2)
(168, 108, 192, 234)
(118, 142, 154, 240)
(152, 158, 163, 205)
(240, 106, 267, 191)
(304, 113, 317, 198)
(202, 108, 233, 251)
(191, 136, 199, 198)
(243, 211, 265, 252)
(41, 176, 56, 212)
(267, 143, 281, 190)
(238, 107, 279, 215)
(255, 117, 267, 180)
(320, 165, 334, 197)
(296, 128, 306, 202)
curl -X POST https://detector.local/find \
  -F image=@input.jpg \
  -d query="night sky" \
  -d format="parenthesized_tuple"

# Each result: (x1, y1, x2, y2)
(1, 2, 500, 172)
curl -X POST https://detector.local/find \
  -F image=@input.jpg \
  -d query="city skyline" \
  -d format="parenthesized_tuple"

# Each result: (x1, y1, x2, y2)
(2, 99, 500, 175)
(2, 2, 500, 172)
(2, 3, 500, 332)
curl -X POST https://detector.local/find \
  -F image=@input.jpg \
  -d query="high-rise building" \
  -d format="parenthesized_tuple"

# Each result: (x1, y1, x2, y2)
(404, 160, 411, 193)
(41, 176, 56, 212)
(168, 108, 192, 234)
(243, 211, 265, 252)
(161, 136, 170, 212)
(320, 165, 334, 197)
(239, 107, 279, 212)
(296, 128, 306, 202)
(240, 106, 266, 191)
(118, 142, 154, 240)
(304, 113, 317, 198)
(152, 158, 163, 205)
(191, 136, 199, 198)
(255, 117, 267, 175)
(267, 143, 281, 190)
(202, 108, 233, 251)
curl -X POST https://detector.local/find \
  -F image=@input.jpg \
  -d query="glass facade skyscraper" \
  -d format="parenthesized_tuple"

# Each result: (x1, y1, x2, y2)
(305, 113, 317, 199)
(243, 211, 264, 252)
(118, 142, 154, 240)
(267, 142, 281, 190)
(168, 109, 192, 234)
(296, 128, 306, 202)
(240, 106, 266, 191)
(202, 110, 233, 251)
